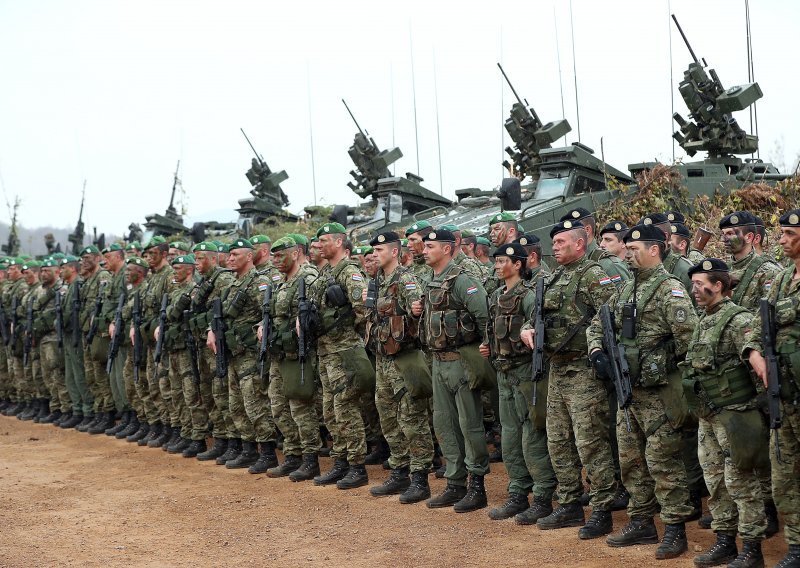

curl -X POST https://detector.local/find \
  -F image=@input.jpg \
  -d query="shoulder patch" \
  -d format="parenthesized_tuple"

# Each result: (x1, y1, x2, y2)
(674, 307, 688, 323)
(351, 274, 363, 282)
(271, 274, 281, 282)
(466, 285, 478, 295)
(405, 282, 417, 290)
(258, 283, 269, 291)
(671, 288, 685, 298)
(351, 287, 362, 301)
(599, 276, 612, 286)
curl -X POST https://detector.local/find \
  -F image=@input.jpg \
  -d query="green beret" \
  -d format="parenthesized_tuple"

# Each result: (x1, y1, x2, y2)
(271, 236, 298, 253)
(61, 255, 80, 265)
(405, 220, 432, 236)
(249, 234, 272, 245)
(171, 254, 196, 266)
(218, 244, 230, 253)
(169, 241, 190, 252)
(476, 237, 491, 246)
(439, 223, 460, 233)
(212, 240, 224, 248)
(41, 259, 58, 268)
(79, 245, 100, 256)
(126, 257, 149, 270)
(400, 239, 409, 248)
(310, 236, 319, 243)
(125, 241, 141, 251)
(287, 233, 309, 246)
(316, 222, 347, 237)
(144, 236, 167, 250)
(461, 229, 475, 238)
(102, 243, 124, 253)
(192, 241, 219, 253)
(229, 238, 254, 251)
(7, 257, 23, 266)
(21, 260, 41, 271)
(489, 212, 517, 226)
(352, 245, 374, 256)
(18, 254, 31, 261)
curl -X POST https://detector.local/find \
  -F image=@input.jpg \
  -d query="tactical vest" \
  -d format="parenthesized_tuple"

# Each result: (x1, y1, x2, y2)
(371, 269, 418, 357)
(424, 264, 480, 351)
(490, 281, 531, 366)
(770, 268, 800, 401)
(731, 253, 768, 306)
(269, 271, 305, 358)
(663, 250, 680, 274)
(189, 268, 229, 332)
(541, 260, 598, 358)
(683, 303, 756, 409)
(318, 260, 357, 335)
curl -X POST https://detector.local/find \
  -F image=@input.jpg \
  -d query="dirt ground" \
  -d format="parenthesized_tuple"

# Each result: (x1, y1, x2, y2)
(0, 416, 788, 568)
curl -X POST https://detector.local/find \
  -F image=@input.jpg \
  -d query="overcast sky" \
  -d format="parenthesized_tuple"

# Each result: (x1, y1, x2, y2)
(0, 0, 797, 238)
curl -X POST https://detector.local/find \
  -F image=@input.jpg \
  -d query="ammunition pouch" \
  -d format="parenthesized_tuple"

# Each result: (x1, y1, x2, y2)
(458, 343, 497, 390)
(280, 357, 317, 401)
(90, 334, 109, 364)
(325, 278, 349, 307)
(340, 345, 376, 394)
(518, 377, 548, 430)
(716, 408, 770, 472)
(270, 321, 299, 358)
(392, 349, 433, 399)
(658, 372, 695, 430)
(189, 311, 211, 333)
(164, 326, 183, 350)
(224, 323, 258, 356)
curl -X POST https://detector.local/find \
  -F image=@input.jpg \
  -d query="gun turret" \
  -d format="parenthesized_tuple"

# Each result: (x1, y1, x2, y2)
(68, 182, 86, 255)
(241, 128, 290, 207)
(1, 197, 21, 257)
(671, 15, 762, 160)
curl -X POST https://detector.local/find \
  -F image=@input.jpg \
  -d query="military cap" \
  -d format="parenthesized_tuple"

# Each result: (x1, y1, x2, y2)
(461, 229, 475, 238)
(192, 241, 219, 253)
(670, 223, 691, 238)
(515, 233, 541, 246)
(171, 254, 195, 266)
(688, 257, 729, 277)
(549, 219, 585, 239)
(492, 242, 528, 261)
(780, 209, 800, 227)
(599, 220, 628, 236)
(218, 243, 230, 253)
(639, 213, 669, 226)
(489, 211, 517, 226)
(369, 231, 400, 247)
(18, 254, 31, 261)
(168, 241, 190, 252)
(229, 238, 254, 251)
(719, 211, 758, 229)
(405, 220, 432, 236)
(102, 243, 124, 253)
(0, 262, 8, 270)
(476, 237, 491, 246)
(623, 224, 666, 243)
(287, 233, 309, 246)
(7, 257, 23, 266)
(41, 259, 58, 268)
(666, 211, 686, 224)
(352, 245, 374, 256)
(559, 207, 592, 222)
(400, 238, 409, 248)
(79, 244, 101, 256)
(316, 222, 347, 237)
(126, 256, 149, 270)
(143, 236, 167, 250)
(125, 241, 142, 251)
(422, 230, 456, 243)
(60, 255, 80, 265)
(212, 240, 224, 248)
(753, 215, 765, 227)
(310, 236, 318, 243)
(438, 223, 460, 233)
(271, 236, 298, 253)
(21, 260, 41, 271)
(50, 252, 66, 261)
(249, 234, 272, 245)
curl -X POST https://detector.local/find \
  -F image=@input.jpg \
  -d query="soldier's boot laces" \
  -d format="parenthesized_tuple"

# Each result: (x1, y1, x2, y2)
(536, 502, 585, 530)
(488, 492, 529, 520)
(775, 544, 800, 568)
(610, 484, 630, 512)
(215, 438, 242, 465)
(686, 489, 704, 522)
(728, 539, 764, 568)
(426, 483, 467, 509)
(88, 412, 115, 434)
(267, 454, 302, 478)
(248, 442, 278, 474)
(195, 438, 226, 461)
(369, 466, 410, 497)
(453, 474, 487, 513)
(313, 459, 349, 486)
(336, 464, 369, 490)
(364, 438, 390, 465)
(139, 422, 161, 446)
(289, 453, 320, 482)
(606, 516, 659, 547)
(168, 437, 192, 455)
(226, 441, 258, 469)
(765, 500, 780, 539)
(656, 522, 688, 560)
(181, 439, 206, 458)
(698, 513, 714, 529)
(127, 422, 150, 443)
(579, 510, 613, 540)
(692, 530, 737, 567)
(399, 470, 430, 504)
(514, 495, 553, 525)
(160, 427, 180, 450)
(118, 414, 141, 439)
(147, 424, 171, 448)
(105, 410, 128, 435)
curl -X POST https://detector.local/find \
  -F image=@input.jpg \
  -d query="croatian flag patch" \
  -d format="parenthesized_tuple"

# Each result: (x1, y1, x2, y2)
(671, 288, 685, 298)
(611, 274, 622, 283)
(599, 277, 612, 286)
(405, 283, 417, 290)
(466, 286, 478, 295)
(352, 274, 363, 282)
(272, 274, 281, 281)
(258, 283, 269, 291)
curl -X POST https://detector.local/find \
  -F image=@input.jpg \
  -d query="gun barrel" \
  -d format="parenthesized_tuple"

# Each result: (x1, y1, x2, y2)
(341, 99, 366, 137)
(497, 63, 524, 106)
(671, 14, 699, 64)
(240, 128, 262, 163)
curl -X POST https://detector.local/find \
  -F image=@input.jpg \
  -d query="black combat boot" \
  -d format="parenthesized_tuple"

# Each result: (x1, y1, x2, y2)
(40, 409, 61, 424)
(698, 514, 713, 529)
(19, 401, 37, 421)
(248, 442, 278, 474)
(127, 422, 150, 443)
(686, 489, 704, 522)
(163, 426, 181, 450)
(434, 464, 446, 478)
(117, 413, 140, 439)
(88, 412, 115, 434)
(35, 399, 50, 422)
(656, 522, 688, 560)
(399, 470, 431, 504)
(693, 531, 737, 567)
(579, 510, 613, 540)
(106, 411, 128, 435)
(181, 439, 207, 458)
(610, 484, 630, 511)
(453, 474, 487, 513)
(728, 539, 763, 568)
(369, 467, 410, 497)
(289, 454, 320, 482)
(364, 438, 390, 465)
(337, 464, 369, 490)
(216, 439, 242, 465)
(515, 495, 554, 525)
(313, 459, 349, 486)
(488, 492, 529, 520)
(168, 437, 192, 455)
(226, 441, 259, 469)
(606, 516, 659, 547)
(775, 544, 800, 568)
(53, 411, 69, 426)
(537, 502, 585, 530)
(60, 413, 83, 429)
(579, 492, 591, 507)
(148, 425, 172, 448)
(139, 422, 162, 446)
(266, 454, 302, 478)
(196, 438, 226, 461)
(765, 500, 779, 538)
(76, 414, 96, 432)
(426, 483, 468, 508)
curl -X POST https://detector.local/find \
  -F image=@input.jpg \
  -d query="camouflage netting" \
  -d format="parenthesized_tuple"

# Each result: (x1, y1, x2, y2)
(597, 164, 800, 261)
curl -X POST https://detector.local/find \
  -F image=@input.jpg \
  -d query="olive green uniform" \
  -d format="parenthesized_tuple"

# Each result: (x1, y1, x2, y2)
(80, 268, 113, 415)
(6, 278, 29, 403)
(100, 266, 128, 412)
(163, 278, 196, 439)
(587, 240, 630, 285)
(139, 263, 173, 426)
(34, 281, 70, 413)
(63, 278, 92, 416)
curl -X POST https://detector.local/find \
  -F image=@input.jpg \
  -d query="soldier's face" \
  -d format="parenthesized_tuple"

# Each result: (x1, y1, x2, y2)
(407, 233, 424, 255)
(23, 270, 37, 284)
(691, 274, 721, 307)
(489, 223, 507, 246)
(193, 251, 216, 275)
(600, 233, 625, 257)
(318, 234, 342, 259)
(0, 271, 6, 282)
(144, 248, 163, 270)
(721, 227, 749, 254)
(669, 235, 688, 254)
(373, 244, 397, 269)
(780, 227, 800, 260)
(167, 248, 180, 263)
(272, 248, 297, 274)
(80, 254, 98, 273)
(309, 242, 323, 262)
(460, 243, 476, 257)
(174, 263, 193, 282)
(7, 266, 20, 280)
(126, 265, 144, 285)
(40, 267, 56, 286)
(227, 248, 251, 273)
(493, 256, 520, 280)
(423, 241, 451, 266)
(364, 253, 379, 277)
(625, 242, 660, 269)
(552, 231, 582, 265)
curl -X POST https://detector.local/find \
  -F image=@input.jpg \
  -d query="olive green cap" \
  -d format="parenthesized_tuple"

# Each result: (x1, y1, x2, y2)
(169, 241, 190, 252)
(249, 234, 271, 245)
(7, 257, 23, 266)
(316, 222, 347, 237)
(125, 241, 142, 251)
(21, 260, 41, 271)
(218, 244, 230, 253)
(60, 255, 80, 265)
(192, 241, 219, 253)
(438, 223, 460, 233)
(476, 237, 491, 246)
(41, 259, 58, 268)
(50, 252, 66, 261)
(400, 239, 409, 248)
(405, 220, 432, 236)
(287, 233, 309, 246)
(229, 238, 254, 251)
(171, 254, 195, 265)
(126, 257, 149, 270)
(488, 212, 517, 226)
(143, 236, 167, 250)
(102, 243, 124, 253)
(79, 245, 101, 256)
(352, 245, 374, 256)
(271, 236, 298, 253)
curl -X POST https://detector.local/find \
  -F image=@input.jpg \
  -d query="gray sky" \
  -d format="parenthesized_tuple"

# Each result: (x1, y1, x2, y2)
(0, 0, 797, 238)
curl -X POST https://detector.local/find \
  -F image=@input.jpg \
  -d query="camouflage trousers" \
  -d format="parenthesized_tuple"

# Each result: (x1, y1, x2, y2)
(618, 385, 693, 524)
(268, 359, 320, 456)
(227, 350, 276, 444)
(772, 401, 800, 545)
(39, 341, 70, 413)
(498, 364, 557, 499)
(21, 350, 41, 400)
(0, 346, 10, 400)
(144, 347, 167, 425)
(361, 388, 382, 444)
(375, 354, 433, 473)
(170, 349, 209, 441)
(125, 349, 156, 423)
(108, 342, 129, 412)
(698, 413, 766, 539)
(319, 350, 367, 465)
(11, 353, 27, 400)
(199, 346, 235, 439)
(83, 345, 114, 413)
(166, 350, 192, 438)
(64, 342, 92, 416)
(431, 354, 489, 486)
(546, 362, 616, 509)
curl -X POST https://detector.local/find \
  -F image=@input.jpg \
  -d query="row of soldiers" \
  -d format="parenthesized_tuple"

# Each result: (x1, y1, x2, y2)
(0, 205, 798, 567)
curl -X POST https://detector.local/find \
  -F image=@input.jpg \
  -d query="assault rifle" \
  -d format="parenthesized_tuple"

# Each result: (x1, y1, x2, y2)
(132, 292, 143, 382)
(297, 278, 312, 386)
(23, 296, 33, 367)
(760, 299, 782, 462)
(106, 292, 125, 374)
(0, 303, 8, 346)
(55, 289, 64, 348)
(85, 282, 107, 345)
(71, 281, 82, 348)
(152, 293, 169, 383)
(258, 285, 273, 387)
(530, 277, 546, 404)
(599, 304, 633, 432)
(183, 309, 202, 404)
(211, 298, 228, 381)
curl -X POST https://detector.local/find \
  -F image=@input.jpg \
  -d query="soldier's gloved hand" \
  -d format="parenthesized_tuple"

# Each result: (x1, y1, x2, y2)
(589, 349, 611, 380)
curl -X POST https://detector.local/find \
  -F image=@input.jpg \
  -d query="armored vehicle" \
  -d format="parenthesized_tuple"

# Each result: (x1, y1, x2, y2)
(143, 161, 191, 238)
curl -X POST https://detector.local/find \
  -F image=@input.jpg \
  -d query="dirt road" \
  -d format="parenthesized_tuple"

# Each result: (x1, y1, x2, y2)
(0, 416, 787, 567)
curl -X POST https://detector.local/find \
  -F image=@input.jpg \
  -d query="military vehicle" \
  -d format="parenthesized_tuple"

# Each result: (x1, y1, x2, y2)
(2, 197, 21, 257)
(67, 183, 86, 255)
(143, 161, 190, 238)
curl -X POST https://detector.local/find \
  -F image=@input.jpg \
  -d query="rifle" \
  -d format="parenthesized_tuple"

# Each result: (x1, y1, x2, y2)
(364, 277, 378, 310)
(183, 309, 202, 405)
(23, 296, 33, 367)
(55, 288, 64, 348)
(10, 295, 19, 346)
(211, 298, 228, 381)
(599, 304, 634, 432)
(106, 292, 126, 374)
(258, 285, 273, 387)
(71, 281, 82, 348)
(760, 299, 782, 462)
(530, 277, 546, 405)
(132, 292, 143, 382)
(0, 302, 9, 346)
(152, 293, 169, 383)
(297, 278, 311, 386)
(485, 296, 495, 359)
(85, 282, 107, 345)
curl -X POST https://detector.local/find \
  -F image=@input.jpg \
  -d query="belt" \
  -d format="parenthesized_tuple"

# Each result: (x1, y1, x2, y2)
(433, 351, 461, 362)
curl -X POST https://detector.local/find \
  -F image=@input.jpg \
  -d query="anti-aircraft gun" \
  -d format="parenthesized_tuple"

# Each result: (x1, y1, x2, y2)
(1, 198, 21, 257)
(144, 161, 191, 238)
(67, 183, 86, 255)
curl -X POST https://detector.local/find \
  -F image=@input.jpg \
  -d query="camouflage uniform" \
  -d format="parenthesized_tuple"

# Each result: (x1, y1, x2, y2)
(62, 278, 92, 416)
(80, 267, 113, 415)
(6, 276, 28, 404)
(687, 249, 705, 264)
(409, 255, 433, 287)
(0, 277, 9, 401)
(587, 240, 631, 285)
(163, 278, 195, 440)
(100, 266, 128, 412)
(121, 283, 148, 419)
(256, 259, 282, 286)
(18, 281, 43, 403)
(662, 249, 693, 293)
(453, 249, 487, 280)
(729, 250, 782, 312)
(139, 263, 173, 426)
(33, 281, 69, 413)
(587, 264, 696, 524)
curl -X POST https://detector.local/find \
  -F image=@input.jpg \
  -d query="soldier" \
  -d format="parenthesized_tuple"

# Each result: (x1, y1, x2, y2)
(519, 220, 618, 539)
(309, 222, 370, 489)
(514, 234, 549, 280)
(460, 229, 478, 258)
(364, 231, 433, 503)
(17, 261, 43, 419)
(587, 223, 696, 559)
(640, 213, 693, 292)
(411, 229, 490, 512)
(207, 238, 278, 473)
(3, 258, 28, 417)
(475, 237, 492, 269)
(670, 223, 704, 264)
(167, 241, 190, 264)
(258, 236, 321, 481)
(667, 212, 706, 262)
(309, 237, 327, 271)
(745, 208, 800, 568)
(488, 212, 520, 249)
(684, 258, 767, 568)
(599, 221, 629, 262)
(34, 259, 69, 424)
(251, 234, 282, 285)
(59, 255, 91, 428)
(405, 221, 434, 286)
(560, 208, 630, 285)
(439, 224, 487, 280)
(480, 243, 557, 522)
(125, 241, 142, 258)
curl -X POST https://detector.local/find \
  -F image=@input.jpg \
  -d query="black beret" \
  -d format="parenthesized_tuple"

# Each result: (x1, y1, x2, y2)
(670, 223, 691, 238)
(780, 209, 800, 227)
(599, 220, 628, 236)
(753, 215, 765, 227)
(369, 231, 400, 247)
(666, 211, 686, 224)
(688, 257, 729, 277)
(514, 233, 541, 247)
(492, 242, 529, 261)
(719, 211, 758, 229)
(623, 224, 667, 244)
(422, 230, 456, 243)
(549, 219, 585, 239)
(560, 207, 592, 222)
(639, 213, 669, 226)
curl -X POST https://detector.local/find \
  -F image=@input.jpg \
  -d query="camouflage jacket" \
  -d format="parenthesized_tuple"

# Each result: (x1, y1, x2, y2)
(310, 258, 366, 357)
(409, 255, 433, 288)
(662, 249, 693, 293)
(79, 268, 111, 334)
(366, 264, 421, 357)
(221, 267, 270, 355)
(270, 262, 317, 360)
(99, 267, 127, 330)
(453, 249, 487, 280)
(163, 278, 195, 352)
(729, 249, 782, 312)
(256, 259, 283, 287)
(140, 263, 174, 348)
(32, 281, 64, 345)
(587, 240, 630, 286)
